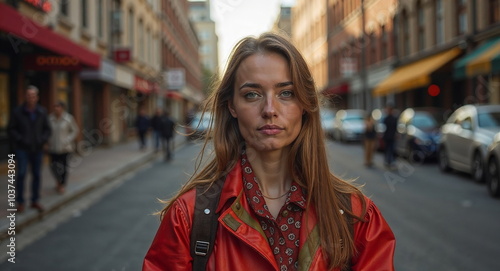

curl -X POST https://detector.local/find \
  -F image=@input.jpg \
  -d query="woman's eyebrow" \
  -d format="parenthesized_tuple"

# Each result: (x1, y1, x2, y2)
(275, 81, 293, 88)
(239, 82, 261, 90)
(238, 81, 293, 90)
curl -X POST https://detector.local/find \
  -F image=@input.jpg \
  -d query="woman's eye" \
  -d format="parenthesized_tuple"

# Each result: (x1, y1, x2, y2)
(244, 92, 260, 99)
(280, 90, 294, 98)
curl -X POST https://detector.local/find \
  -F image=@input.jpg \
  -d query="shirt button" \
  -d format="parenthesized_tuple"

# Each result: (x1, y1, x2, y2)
(235, 203, 241, 210)
(282, 210, 289, 217)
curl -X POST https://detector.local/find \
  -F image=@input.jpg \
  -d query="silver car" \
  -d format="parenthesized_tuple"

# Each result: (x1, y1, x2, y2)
(333, 109, 366, 142)
(439, 104, 500, 182)
(485, 132, 500, 198)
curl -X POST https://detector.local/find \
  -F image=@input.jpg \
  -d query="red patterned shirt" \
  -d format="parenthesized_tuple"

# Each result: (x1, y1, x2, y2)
(241, 151, 306, 271)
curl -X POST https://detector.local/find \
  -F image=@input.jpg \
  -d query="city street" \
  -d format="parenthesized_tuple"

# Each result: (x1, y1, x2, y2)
(1, 139, 499, 271)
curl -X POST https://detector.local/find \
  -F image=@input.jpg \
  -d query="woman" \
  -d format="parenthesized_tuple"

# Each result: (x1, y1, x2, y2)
(48, 101, 79, 194)
(143, 33, 395, 271)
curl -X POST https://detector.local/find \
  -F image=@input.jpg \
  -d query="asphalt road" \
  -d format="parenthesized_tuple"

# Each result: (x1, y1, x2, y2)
(1, 140, 499, 271)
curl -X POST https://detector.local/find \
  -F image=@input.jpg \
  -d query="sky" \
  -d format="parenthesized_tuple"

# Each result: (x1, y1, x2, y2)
(209, 0, 296, 72)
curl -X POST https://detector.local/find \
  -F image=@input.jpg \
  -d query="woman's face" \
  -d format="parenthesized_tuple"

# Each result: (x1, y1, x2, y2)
(229, 52, 304, 153)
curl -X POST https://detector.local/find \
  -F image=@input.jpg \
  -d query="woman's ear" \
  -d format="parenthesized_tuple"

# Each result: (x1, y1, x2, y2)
(228, 101, 237, 118)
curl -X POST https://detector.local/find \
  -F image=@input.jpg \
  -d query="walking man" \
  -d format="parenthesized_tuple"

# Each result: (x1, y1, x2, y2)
(383, 103, 398, 168)
(160, 110, 176, 161)
(8, 85, 51, 212)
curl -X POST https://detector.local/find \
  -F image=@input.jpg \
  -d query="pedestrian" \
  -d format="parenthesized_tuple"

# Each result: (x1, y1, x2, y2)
(7, 85, 51, 212)
(143, 33, 395, 271)
(383, 103, 398, 168)
(160, 109, 175, 161)
(150, 108, 163, 152)
(135, 108, 150, 150)
(48, 101, 79, 194)
(364, 113, 376, 167)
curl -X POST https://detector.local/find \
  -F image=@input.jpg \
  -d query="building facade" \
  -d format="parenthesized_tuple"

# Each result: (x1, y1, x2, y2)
(272, 6, 292, 38)
(292, 0, 329, 96)
(162, 0, 203, 124)
(0, 0, 203, 159)
(374, 0, 500, 111)
(189, 0, 219, 75)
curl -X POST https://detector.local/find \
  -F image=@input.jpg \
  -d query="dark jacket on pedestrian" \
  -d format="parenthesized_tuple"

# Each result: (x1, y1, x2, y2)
(383, 114, 397, 141)
(8, 104, 51, 152)
(150, 114, 162, 132)
(160, 115, 175, 139)
(136, 115, 150, 133)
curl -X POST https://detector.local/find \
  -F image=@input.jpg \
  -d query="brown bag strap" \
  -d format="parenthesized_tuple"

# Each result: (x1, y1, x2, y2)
(190, 177, 225, 271)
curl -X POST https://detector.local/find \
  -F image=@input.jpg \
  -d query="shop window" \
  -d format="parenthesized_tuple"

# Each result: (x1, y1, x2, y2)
(490, 0, 500, 25)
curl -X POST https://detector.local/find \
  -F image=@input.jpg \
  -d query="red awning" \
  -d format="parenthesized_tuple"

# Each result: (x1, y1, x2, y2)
(166, 91, 183, 100)
(322, 83, 349, 96)
(0, 3, 100, 68)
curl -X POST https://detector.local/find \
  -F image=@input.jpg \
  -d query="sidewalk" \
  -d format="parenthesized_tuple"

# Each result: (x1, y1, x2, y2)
(0, 134, 188, 241)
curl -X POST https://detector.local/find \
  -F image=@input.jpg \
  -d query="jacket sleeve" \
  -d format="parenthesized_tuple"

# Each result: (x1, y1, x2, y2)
(41, 110, 52, 144)
(351, 199, 396, 271)
(143, 198, 193, 271)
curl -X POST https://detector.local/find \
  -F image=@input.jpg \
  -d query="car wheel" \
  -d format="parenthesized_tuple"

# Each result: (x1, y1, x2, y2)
(472, 152, 485, 183)
(438, 147, 451, 172)
(487, 157, 500, 198)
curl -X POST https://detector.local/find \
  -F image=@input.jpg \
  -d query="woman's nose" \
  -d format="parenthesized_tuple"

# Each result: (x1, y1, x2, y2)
(262, 95, 278, 118)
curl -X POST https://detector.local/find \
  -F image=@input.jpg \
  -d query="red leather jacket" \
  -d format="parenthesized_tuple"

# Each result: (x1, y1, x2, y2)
(143, 162, 395, 271)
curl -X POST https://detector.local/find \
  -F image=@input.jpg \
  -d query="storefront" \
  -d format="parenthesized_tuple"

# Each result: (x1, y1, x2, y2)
(0, 3, 100, 158)
(373, 47, 462, 110)
(454, 36, 500, 104)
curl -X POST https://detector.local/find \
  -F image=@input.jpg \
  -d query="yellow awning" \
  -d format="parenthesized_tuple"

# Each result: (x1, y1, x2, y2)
(466, 41, 500, 77)
(373, 47, 462, 97)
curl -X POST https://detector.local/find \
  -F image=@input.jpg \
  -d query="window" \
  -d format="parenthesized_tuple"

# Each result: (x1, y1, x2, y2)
(97, 0, 104, 38)
(381, 25, 387, 60)
(369, 33, 376, 65)
(402, 10, 410, 56)
(81, 0, 88, 28)
(139, 20, 144, 60)
(457, 0, 467, 35)
(435, 0, 444, 45)
(60, 0, 69, 16)
(490, 0, 500, 25)
(129, 10, 134, 48)
(417, 1, 425, 50)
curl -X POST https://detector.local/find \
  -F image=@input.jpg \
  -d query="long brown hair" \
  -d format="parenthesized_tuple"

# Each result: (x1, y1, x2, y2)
(162, 32, 366, 270)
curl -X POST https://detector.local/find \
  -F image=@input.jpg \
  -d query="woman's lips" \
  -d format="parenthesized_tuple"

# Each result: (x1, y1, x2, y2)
(258, 125, 284, 135)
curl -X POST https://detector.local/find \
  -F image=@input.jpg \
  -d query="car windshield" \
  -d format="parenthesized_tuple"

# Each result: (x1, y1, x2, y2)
(478, 112, 500, 128)
(412, 114, 438, 129)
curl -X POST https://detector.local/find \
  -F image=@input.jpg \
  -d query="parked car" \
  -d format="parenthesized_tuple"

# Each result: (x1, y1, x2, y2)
(320, 108, 336, 139)
(188, 112, 213, 140)
(485, 132, 500, 198)
(395, 107, 444, 162)
(439, 104, 500, 182)
(333, 109, 366, 142)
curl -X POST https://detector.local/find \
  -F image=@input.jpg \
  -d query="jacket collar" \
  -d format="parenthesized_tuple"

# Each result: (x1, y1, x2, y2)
(216, 160, 243, 213)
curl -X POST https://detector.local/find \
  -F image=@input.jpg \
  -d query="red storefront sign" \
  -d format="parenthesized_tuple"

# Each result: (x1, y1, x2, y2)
(114, 48, 131, 63)
(134, 76, 153, 94)
(0, 3, 100, 68)
(24, 55, 82, 71)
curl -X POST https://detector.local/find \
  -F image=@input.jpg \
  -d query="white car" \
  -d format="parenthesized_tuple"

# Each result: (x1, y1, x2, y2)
(439, 104, 500, 182)
(485, 132, 500, 198)
(333, 109, 366, 142)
